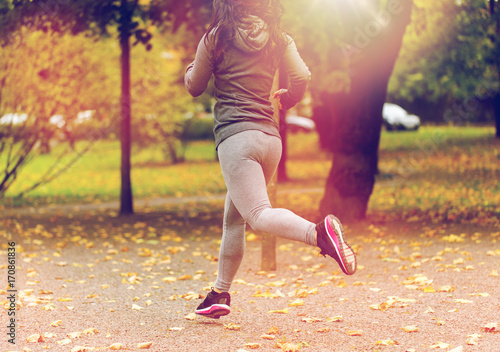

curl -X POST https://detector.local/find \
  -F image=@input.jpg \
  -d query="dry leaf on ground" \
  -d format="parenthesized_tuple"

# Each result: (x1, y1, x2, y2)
(260, 334, 275, 340)
(482, 322, 499, 332)
(184, 313, 196, 320)
(26, 334, 44, 343)
(375, 339, 398, 346)
(430, 342, 450, 349)
(137, 341, 153, 349)
(268, 308, 289, 314)
(108, 343, 124, 350)
(244, 343, 261, 349)
(224, 323, 241, 331)
(401, 325, 419, 332)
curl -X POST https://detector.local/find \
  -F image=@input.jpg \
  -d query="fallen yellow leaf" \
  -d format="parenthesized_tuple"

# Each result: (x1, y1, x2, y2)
(50, 320, 63, 327)
(402, 325, 419, 332)
(254, 289, 283, 299)
(269, 308, 289, 314)
(454, 299, 473, 304)
(268, 326, 280, 335)
(71, 346, 89, 352)
(260, 334, 275, 340)
(184, 313, 196, 320)
(137, 341, 153, 349)
(423, 286, 436, 293)
(180, 292, 201, 301)
(27, 334, 44, 343)
(375, 339, 398, 345)
(82, 328, 99, 335)
(42, 303, 56, 311)
(132, 304, 144, 311)
(278, 342, 301, 352)
(301, 317, 322, 323)
(224, 323, 241, 331)
(326, 316, 343, 322)
(108, 343, 123, 350)
(288, 299, 304, 307)
(430, 342, 450, 349)
(466, 333, 481, 345)
(441, 234, 464, 243)
(57, 297, 72, 302)
(437, 285, 455, 292)
(347, 330, 363, 336)
(56, 338, 72, 345)
(244, 342, 261, 349)
(67, 332, 82, 339)
(424, 306, 435, 313)
(167, 327, 184, 331)
(162, 277, 177, 283)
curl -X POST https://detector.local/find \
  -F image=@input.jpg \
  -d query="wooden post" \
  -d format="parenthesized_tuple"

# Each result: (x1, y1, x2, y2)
(260, 71, 281, 271)
(277, 66, 289, 182)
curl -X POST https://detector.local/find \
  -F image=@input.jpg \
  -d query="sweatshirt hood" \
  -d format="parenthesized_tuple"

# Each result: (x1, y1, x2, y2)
(234, 15, 269, 53)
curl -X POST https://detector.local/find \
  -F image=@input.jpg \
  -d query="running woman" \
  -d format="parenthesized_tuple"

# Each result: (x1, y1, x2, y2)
(185, 0, 357, 319)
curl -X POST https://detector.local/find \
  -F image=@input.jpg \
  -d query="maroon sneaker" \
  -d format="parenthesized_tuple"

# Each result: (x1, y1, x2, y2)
(316, 215, 357, 275)
(195, 289, 231, 319)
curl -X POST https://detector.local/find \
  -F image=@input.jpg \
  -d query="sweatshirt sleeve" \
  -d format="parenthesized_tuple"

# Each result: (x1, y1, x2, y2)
(185, 34, 215, 97)
(279, 36, 311, 110)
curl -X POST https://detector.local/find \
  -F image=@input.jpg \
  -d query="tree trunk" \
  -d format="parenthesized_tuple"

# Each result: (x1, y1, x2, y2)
(119, 0, 134, 216)
(494, 93, 500, 138)
(318, 0, 413, 222)
(491, 0, 500, 138)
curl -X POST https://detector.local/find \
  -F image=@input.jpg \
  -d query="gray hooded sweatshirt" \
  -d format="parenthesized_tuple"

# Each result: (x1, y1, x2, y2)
(185, 16, 311, 148)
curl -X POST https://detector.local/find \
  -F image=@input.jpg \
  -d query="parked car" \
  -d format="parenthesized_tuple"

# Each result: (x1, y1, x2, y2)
(382, 103, 420, 131)
(286, 115, 315, 133)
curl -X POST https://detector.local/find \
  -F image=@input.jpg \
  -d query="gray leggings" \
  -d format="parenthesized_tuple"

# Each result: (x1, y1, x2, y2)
(214, 130, 316, 292)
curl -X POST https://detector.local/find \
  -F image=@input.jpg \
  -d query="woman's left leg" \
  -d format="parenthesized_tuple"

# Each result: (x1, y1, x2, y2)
(214, 193, 246, 292)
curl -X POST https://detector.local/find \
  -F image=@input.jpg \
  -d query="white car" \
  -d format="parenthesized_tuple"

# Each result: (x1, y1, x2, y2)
(382, 103, 420, 131)
(286, 115, 315, 133)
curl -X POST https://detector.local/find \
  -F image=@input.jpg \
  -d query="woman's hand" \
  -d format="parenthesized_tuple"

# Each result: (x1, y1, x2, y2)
(272, 89, 287, 110)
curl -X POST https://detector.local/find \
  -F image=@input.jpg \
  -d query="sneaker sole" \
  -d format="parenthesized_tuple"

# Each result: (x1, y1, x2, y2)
(325, 215, 357, 275)
(195, 304, 230, 319)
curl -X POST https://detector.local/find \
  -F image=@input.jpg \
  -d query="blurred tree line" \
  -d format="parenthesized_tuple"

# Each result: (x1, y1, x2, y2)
(389, 0, 500, 128)
(0, 0, 499, 219)
(0, 0, 211, 214)
(282, 0, 499, 220)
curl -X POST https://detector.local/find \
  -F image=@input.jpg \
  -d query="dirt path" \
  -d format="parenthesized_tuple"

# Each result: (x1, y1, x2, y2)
(1, 203, 499, 352)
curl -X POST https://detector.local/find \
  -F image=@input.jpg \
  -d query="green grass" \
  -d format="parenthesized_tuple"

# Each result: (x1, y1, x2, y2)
(1, 125, 497, 209)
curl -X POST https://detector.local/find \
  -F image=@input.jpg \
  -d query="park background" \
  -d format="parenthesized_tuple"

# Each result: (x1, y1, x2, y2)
(0, 0, 499, 351)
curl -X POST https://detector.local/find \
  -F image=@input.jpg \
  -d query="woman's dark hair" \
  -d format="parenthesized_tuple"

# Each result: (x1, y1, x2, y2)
(205, 0, 288, 61)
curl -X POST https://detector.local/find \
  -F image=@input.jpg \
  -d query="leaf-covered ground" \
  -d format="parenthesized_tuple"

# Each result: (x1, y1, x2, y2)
(1, 199, 499, 352)
(1, 128, 499, 351)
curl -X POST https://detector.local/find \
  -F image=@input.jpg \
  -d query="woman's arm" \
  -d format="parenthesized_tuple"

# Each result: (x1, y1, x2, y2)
(185, 34, 215, 97)
(275, 37, 311, 110)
